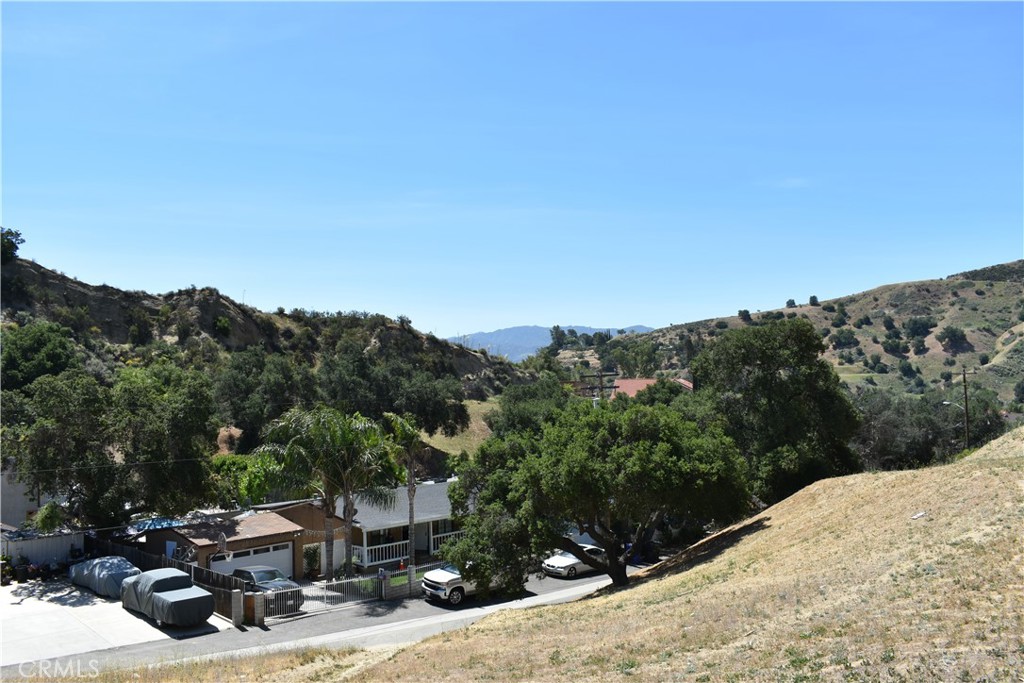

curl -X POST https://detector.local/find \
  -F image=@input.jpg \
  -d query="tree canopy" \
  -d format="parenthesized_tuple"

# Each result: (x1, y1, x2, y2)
(690, 318, 861, 503)
(1, 362, 217, 527)
(256, 406, 397, 577)
(446, 400, 748, 589)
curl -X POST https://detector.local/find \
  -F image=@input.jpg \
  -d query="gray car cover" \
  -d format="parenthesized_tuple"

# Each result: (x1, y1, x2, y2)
(120, 568, 215, 626)
(68, 556, 141, 598)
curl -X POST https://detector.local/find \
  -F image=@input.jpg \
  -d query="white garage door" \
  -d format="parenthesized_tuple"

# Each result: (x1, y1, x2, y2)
(209, 542, 294, 578)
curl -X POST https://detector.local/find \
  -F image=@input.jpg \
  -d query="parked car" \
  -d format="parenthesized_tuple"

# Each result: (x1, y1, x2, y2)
(120, 568, 215, 627)
(69, 556, 141, 598)
(541, 544, 607, 578)
(232, 566, 304, 615)
(422, 563, 479, 606)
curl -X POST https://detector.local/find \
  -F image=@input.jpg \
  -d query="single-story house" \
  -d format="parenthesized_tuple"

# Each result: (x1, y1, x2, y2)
(610, 377, 693, 399)
(350, 479, 463, 568)
(142, 511, 305, 580)
(256, 479, 463, 572)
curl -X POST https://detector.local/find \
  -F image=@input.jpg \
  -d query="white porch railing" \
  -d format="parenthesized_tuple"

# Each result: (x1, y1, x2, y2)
(355, 540, 409, 567)
(431, 530, 465, 554)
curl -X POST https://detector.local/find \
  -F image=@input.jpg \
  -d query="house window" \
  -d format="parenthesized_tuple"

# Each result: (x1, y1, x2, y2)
(253, 547, 270, 555)
(272, 544, 289, 552)
(234, 550, 251, 558)
(433, 519, 454, 535)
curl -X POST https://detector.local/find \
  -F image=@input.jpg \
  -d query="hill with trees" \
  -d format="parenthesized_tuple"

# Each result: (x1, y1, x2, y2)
(544, 261, 1024, 407)
(0, 229, 531, 529)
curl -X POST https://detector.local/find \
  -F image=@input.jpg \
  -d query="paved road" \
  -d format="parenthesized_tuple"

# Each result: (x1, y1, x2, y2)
(2, 567, 638, 680)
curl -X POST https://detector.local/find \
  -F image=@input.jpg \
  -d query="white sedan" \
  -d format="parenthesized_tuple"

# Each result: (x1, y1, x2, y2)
(541, 544, 606, 578)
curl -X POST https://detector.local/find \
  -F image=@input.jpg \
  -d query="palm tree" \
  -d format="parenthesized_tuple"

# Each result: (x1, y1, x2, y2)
(384, 412, 425, 587)
(257, 405, 395, 578)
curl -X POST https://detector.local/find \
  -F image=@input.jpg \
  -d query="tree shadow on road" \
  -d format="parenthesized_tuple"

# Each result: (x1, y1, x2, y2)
(357, 597, 418, 618)
(633, 516, 772, 581)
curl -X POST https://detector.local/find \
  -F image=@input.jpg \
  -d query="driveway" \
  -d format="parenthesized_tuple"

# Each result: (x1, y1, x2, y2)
(0, 577, 232, 668)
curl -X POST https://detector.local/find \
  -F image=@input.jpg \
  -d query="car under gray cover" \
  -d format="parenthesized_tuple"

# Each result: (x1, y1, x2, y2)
(68, 556, 142, 598)
(120, 568, 214, 627)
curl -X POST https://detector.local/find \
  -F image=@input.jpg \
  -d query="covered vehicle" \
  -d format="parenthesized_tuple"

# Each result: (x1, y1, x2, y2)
(232, 566, 304, 615)
(541, 544, 607, 578)
(68, 556, 141, 598)
(120, 568, 214, 627)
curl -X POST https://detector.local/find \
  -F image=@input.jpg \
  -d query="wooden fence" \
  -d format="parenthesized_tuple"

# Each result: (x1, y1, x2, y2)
(87, 537, 244, 619)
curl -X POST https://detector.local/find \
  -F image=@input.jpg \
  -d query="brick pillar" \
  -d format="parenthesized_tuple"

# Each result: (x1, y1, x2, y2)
(254, 593, 265, 626)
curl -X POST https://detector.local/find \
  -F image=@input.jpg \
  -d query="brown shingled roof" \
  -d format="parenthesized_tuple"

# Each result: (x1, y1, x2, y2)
(172, 512, 303, 547)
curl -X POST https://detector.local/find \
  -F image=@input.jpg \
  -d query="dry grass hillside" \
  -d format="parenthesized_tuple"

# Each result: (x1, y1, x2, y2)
(362, 428, 1024, 682)
(647, 264, 1024, 403)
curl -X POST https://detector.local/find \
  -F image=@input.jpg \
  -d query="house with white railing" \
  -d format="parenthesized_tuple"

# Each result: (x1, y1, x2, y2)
(259, 478, 464, 573)
(346, 478, 464, 569)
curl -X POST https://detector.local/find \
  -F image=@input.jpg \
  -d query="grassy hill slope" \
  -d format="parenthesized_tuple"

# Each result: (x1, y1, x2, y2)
(644, 262, 1024, 402)
(363, 428, 1024, 682)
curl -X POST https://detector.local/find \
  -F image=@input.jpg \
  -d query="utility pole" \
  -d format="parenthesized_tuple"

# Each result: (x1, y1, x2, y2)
(577, 368, 619, 402)
(944, 368, 973, 452)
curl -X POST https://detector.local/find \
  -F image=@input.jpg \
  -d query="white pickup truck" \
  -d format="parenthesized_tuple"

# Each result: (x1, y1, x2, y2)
(422, 563, 478, 606)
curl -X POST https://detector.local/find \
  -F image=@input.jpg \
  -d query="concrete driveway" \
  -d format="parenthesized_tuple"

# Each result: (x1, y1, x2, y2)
(0, 577, 231, 668)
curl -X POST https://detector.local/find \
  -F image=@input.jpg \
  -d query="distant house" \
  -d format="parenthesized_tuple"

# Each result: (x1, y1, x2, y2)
(258, 479, 463, 572)
(1, 469, 54, 529)
(610, 377, 693, 399)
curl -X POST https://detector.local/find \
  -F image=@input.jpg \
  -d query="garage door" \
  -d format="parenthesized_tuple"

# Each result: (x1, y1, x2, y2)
(209, 542, 293, 578)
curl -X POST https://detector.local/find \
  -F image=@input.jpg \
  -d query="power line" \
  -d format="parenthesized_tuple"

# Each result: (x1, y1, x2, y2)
(6, 454, 241, 476)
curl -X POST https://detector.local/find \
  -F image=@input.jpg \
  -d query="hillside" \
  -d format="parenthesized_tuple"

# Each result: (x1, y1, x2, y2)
(0, 258, 529, 400)
(360, 427, 1024, 681)
(634, 261, 1024, 403)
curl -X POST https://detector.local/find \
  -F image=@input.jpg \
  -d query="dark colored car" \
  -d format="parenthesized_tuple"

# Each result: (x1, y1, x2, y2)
(120, 568, 214, 627)
(232, 565, 304, 615)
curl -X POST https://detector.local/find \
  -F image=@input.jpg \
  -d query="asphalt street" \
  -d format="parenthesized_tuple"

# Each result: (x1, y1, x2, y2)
(2, 567, 638, 680)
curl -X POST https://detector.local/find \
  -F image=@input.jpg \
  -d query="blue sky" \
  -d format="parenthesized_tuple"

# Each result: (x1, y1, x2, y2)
(3, 2, 1021, 340)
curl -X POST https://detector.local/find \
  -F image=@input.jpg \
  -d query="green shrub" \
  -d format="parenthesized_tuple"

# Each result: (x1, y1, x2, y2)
(214, 316, 231, 337)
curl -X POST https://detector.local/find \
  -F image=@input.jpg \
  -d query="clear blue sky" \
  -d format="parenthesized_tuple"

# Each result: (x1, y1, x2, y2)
(3, 2, 1021, 339)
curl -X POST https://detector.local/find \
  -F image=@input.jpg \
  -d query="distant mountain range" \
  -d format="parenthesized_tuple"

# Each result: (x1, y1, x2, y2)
(448, 325, 653, 362)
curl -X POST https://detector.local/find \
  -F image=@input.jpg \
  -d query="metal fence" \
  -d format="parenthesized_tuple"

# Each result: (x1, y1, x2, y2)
(265, 561, 448, 621)
(385, 561, 447, 600)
